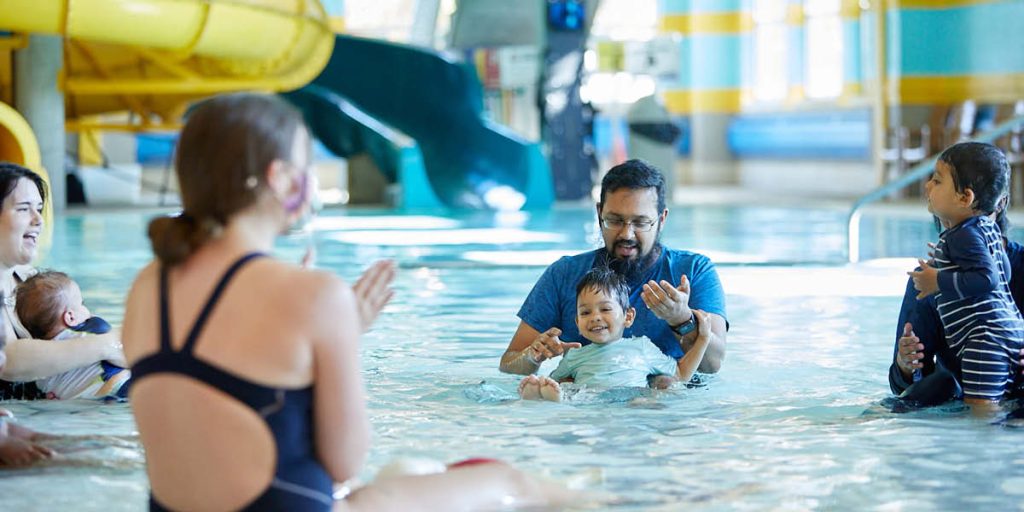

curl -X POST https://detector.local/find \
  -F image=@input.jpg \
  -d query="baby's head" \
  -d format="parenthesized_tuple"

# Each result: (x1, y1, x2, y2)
(15, 271, 90, 340)
(575, 268, 635, 345)
(932, 142, 1010, 219)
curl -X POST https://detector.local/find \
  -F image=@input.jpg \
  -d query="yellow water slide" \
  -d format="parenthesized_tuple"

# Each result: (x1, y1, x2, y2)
(0, 0, 335, 173)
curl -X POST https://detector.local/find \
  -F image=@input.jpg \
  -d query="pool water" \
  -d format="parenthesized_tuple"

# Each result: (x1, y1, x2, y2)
(2, 204, 1023, 511)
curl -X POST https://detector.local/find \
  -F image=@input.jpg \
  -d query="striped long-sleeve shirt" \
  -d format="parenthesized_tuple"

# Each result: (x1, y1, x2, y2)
(933, 215, 1024, 401)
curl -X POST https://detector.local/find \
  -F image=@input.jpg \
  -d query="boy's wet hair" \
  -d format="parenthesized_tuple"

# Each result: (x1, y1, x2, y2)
(939, 142, 1011, 216)
(16, 270, 74, 340)
(576, 267, 630, 311)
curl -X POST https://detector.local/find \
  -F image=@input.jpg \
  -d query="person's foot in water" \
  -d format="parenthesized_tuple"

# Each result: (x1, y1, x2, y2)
(538, 376, 562, 402)
(518, 375, 542, 400)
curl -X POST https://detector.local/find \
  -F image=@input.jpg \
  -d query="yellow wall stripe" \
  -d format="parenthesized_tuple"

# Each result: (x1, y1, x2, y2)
(659, 12, 754, 34)
(840, 0, 863, 18)
(663, 89, 742, 114)
(841, 81, 863, 98)
(895, 73, 1024, 104)
(786, 3, 805, 25)
(895, 0, 1006, 8)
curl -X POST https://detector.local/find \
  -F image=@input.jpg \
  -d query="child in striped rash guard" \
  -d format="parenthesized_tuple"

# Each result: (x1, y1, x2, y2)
(909, 142, 1024, 412)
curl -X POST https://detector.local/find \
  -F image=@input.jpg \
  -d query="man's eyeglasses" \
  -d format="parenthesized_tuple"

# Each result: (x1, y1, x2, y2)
(600, 217, 657, 232)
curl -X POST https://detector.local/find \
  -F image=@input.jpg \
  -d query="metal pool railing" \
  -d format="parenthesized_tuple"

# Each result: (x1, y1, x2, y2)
(847, 114, 1024, 263)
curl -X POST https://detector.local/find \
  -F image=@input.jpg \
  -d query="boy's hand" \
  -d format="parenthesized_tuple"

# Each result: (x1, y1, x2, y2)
(908, 259, 939, 299)
(693, 310, 711, 342)
(526, 328, 581, 363)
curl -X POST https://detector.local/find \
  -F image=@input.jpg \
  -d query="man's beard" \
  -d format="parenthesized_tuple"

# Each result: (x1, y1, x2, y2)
(602, 240, 662, 287)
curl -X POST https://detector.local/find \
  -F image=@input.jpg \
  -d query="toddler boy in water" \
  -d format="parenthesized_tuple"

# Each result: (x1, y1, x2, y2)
(518, 267, 711, 401)
(15, 271, 129, 399)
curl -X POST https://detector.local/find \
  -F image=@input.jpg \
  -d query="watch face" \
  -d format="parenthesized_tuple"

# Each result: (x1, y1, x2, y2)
(674, 316, 696, 336)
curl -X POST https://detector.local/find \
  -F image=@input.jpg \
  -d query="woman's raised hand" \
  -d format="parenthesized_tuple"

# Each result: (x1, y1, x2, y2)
(352, 260, 396, 333)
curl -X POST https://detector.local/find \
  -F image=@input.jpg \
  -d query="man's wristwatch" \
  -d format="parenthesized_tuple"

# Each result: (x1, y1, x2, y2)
(671, 313, 697, 337)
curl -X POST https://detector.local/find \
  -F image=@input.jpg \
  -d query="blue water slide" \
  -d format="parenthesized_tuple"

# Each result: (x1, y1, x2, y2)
(292, 34, 554, 210)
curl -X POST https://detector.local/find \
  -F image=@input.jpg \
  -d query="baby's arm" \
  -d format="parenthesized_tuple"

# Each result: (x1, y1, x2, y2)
(938, 225, 1002, 298)
(674, 310, 712, 382)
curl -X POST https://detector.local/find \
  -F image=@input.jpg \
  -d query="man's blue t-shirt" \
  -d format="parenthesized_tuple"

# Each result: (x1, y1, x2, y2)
(517, 248, 727, 359)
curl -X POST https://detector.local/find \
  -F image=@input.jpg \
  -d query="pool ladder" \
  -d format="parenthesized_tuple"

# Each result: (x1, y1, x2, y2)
(847, 113, 1024, 263)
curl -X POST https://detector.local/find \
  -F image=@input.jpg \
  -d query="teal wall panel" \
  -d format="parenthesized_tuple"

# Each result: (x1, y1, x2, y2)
(660, 0, 746, 14)
(893, 2, 1024, 76)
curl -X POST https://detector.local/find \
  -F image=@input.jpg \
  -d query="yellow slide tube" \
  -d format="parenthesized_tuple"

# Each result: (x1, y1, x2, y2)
(0, 0, 334, 119)
(0, 102, 54, 248)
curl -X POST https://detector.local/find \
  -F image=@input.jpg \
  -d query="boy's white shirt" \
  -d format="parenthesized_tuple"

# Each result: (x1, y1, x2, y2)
(548, 335, 678, 388)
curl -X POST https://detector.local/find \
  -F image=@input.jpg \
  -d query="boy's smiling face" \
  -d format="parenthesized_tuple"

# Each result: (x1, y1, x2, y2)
(575, 286, 635, 345)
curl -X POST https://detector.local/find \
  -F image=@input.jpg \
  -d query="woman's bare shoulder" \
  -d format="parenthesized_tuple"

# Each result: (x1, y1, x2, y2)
(268, 263, 355, 309)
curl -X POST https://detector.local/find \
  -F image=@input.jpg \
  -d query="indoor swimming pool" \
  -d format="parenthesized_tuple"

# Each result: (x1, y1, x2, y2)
(1, 204, 1023, 511)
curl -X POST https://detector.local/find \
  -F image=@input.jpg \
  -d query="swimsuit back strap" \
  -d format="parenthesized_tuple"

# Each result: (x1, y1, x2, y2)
(160, 252, 266, 355)
(158, 265, 173, 352)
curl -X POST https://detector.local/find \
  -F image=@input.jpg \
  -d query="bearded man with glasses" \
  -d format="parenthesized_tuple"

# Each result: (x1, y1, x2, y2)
(499, 159, 728, 386)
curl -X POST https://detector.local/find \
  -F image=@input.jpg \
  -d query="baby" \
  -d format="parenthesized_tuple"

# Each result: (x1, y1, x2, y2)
(15, 271, 129, 400)
(519, 267, 711, 401)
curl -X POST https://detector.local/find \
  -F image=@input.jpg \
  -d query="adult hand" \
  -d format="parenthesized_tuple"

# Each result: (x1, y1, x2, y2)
(352, 260, 396, 333)
(0, 437, 53, 466)
(0, 420, 54, 467)
(103, 334, 127, 368)
(908, 259, 939, 299)
(896, 322, 924, 377)
(525, 328, 580, 363)
(641, 274, 692, 327)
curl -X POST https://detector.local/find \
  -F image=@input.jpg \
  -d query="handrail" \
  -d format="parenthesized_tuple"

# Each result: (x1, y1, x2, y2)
(847, 114, 1024, 263)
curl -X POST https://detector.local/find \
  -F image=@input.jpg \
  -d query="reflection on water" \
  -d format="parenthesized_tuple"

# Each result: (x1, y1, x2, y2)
(3, 206, 1023, 511)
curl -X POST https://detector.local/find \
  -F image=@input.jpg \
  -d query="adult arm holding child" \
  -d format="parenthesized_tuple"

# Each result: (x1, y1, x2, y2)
(0, 331, 124, 382)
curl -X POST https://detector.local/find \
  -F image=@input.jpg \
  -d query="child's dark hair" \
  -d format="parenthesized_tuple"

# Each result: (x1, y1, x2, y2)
(576, 267, 630, 311)
(938, 142, 1011, 217)
(16, 270, 74, 340)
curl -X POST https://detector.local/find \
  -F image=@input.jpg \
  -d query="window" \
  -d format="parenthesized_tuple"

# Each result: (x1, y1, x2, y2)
(582, 0, 658, 105)
(752, 0, 788, 102)
(804, 0, 844, 99)
(345, 0, 418, 42)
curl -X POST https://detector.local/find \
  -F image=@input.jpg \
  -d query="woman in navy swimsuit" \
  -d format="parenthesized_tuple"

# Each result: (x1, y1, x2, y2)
(122, 93, 569, 511)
